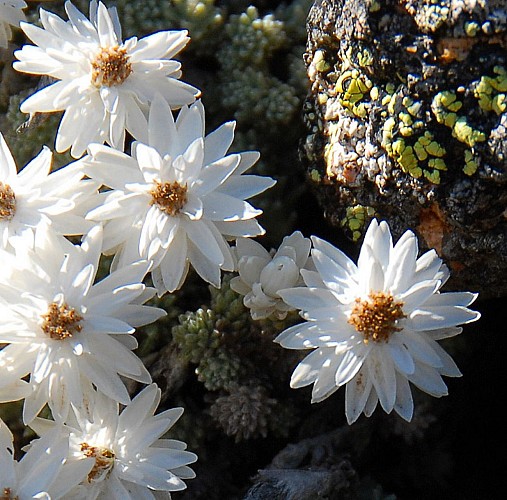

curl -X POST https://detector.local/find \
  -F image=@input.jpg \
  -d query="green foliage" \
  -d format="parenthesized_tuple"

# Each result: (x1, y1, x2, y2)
(116, 0, 224, 51)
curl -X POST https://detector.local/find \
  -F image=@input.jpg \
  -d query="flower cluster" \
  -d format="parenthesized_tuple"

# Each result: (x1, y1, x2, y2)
(0, 0, 270, 496)
(0, 0, 481, 498)
(14, 0, 199, 157)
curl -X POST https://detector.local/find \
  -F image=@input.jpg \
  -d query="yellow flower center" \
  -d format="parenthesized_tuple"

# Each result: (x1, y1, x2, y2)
(150, 181, 188, 216)
(348, 291, 406, 343)
(81, 443, 116, 483)
(91, 45, 132, 87)
(0, 182, 16, 220)
(41, 302, 83, 340)
(1, 488, 18, 500)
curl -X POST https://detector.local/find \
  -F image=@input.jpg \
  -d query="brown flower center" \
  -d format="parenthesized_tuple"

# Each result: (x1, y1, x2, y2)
(91, 45, 132, 87)
(1, 488, 18, 500)
(81, 443, 115, 483)
(0, 182, 16, 220)
(348, 291, 406, 343)
(41, 302, 83, 340)
(150, 181, 188, 216)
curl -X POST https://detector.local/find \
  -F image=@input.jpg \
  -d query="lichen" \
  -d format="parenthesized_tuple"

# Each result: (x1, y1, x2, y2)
(303, 0, 507, 296)
(474, 65, 507, 114)
(340, 204, 376, 241)
(382, 91, 447, 183)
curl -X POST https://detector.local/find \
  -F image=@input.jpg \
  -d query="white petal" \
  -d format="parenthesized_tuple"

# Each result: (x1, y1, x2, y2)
(387, 336, 415, 374)
(183, 219, 224, 266)
(366, 348, 397, 413)
(277, 286, 338, 313)
(408, 306, 480, 331)
(311, 246, 357, 295)
(393, 372, 414, 421)
(275, 322, 345, 349)
(130, 30, 189, 61)
(157, 233, 188, 293)
(408, 363, 448, 397)
(334, 348, 365, 386)
(345, 367, 373, 424)
(289, 349, 323, 388)
(148, 93, 176, 155)
(384, 230, 418, 293)
(399, 330, 444, 368)
(187, 239, 221, 288)
(203, 121, 235, 165)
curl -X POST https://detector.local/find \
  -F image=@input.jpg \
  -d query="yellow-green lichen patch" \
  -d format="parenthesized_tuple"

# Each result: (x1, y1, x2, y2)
(313, 49, 331, 73)
(463, 149, 479, 175)
(340, 204, 376, 242)
(464, 21, 480, 37)
(432, 90, 486, 150)
(335, 68, 373, 118)
(310, 168, 322, 182)
(391, 140, 423, 179)
(474, 66, 507, 115)
(381, 91, 446, 183)
(452, 116, 486, 147)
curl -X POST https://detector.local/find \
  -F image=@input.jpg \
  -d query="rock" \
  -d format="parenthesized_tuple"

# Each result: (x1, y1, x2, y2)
(302, 0, 507, 297)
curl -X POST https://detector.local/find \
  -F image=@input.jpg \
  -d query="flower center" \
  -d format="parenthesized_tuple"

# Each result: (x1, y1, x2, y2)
(41, 302, 83, 340)
(81, 443, 115, 483)
(1, 488, 18, 500)
(91, 45, 132, 87)
(0, 182, 16, 220)
(348, 291, 406, 343)
(150, 181, 188, 216)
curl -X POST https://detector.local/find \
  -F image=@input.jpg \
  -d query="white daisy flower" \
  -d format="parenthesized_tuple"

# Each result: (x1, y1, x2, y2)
(30, 384, 197, 499)
(0, 133, 98, 251)
(0, 224, 165, 424)
(0, 0, 26, 49)
(13, 0, 199, 158)
(0, 418, 91, 499)
(83, 95, 275, 295)
(230, 231, 312, 320)
(275, 219, 480, 424)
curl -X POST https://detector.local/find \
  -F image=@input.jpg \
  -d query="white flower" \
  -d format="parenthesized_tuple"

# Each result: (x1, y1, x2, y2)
(0, 224, 165, 424)
(14, 0, 199, 158)
(83, 95, 275, 295)
(275, 219, 480, 424)
(0, 0, 25, 48)
(230, 231, 312, 320)
(0, 418, 90, 499)
(0, 132, 98, 251)
(30, 384, 197, 499)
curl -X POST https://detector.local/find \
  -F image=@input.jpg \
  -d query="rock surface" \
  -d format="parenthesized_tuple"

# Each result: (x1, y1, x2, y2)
(303, 0, 507, 297)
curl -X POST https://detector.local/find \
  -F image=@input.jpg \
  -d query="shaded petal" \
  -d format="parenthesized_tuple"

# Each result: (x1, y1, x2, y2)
(366, 348, 397, 413)
(408, 363, 448, 397)
(393, 371, 414, 422)
(345, 367, 373, 424)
